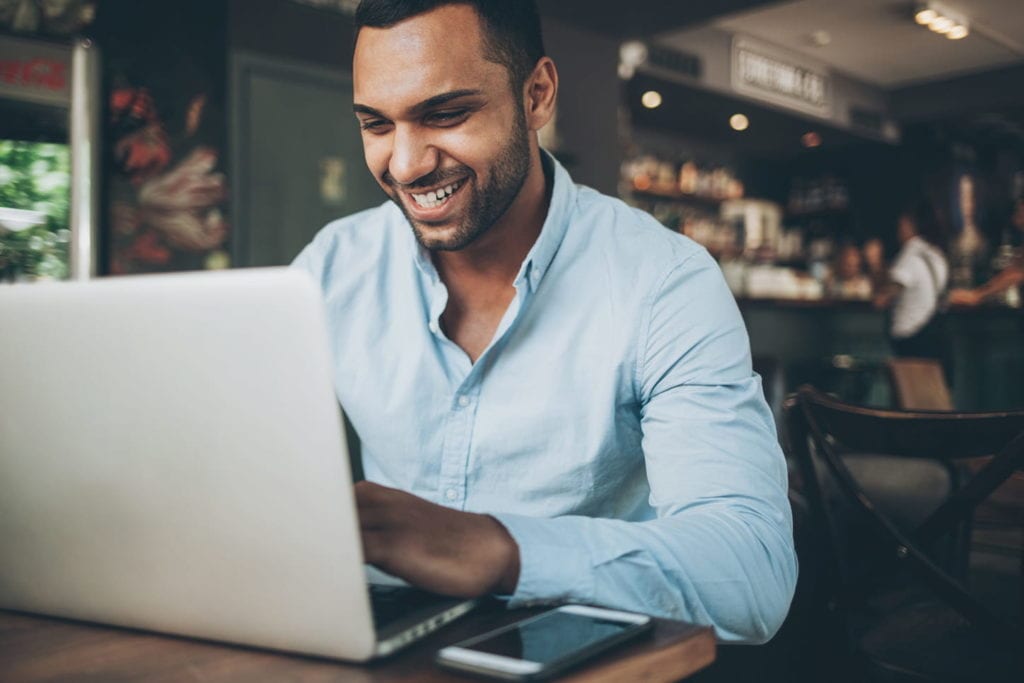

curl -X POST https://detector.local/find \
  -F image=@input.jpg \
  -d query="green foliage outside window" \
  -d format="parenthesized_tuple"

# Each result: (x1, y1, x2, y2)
(0, 140, 71, 281)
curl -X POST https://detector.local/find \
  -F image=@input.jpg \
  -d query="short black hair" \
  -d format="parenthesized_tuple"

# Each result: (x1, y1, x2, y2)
(354, 0, 545, 95)
(901, 198, 948, 251)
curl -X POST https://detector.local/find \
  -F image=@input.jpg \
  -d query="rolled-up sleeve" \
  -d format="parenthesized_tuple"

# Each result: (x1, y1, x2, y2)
(493, 250, 797, 643)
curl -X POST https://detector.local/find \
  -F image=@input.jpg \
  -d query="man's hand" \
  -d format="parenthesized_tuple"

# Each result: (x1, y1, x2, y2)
(947, 288, 982, 306)
(872, 282, 902, 310)
(355, 481, 520, 598)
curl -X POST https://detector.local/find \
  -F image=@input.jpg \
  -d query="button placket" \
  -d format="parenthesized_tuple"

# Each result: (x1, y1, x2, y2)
(438, 380, 479, 508)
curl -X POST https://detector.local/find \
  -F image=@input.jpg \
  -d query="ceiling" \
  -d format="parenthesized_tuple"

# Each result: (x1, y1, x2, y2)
(536, 0, 782, 40)
(665, 0, 1024, 88)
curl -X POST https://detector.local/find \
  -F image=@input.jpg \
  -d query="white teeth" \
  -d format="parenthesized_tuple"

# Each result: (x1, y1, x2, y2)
(410, 180, 462, 209)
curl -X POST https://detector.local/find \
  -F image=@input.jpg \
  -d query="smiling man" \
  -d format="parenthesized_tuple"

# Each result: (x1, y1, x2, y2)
(292, 0, 797, 644)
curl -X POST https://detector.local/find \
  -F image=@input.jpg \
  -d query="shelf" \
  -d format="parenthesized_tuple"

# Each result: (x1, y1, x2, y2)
(630, 188, 731, 209)
(786, 206, 849, 219)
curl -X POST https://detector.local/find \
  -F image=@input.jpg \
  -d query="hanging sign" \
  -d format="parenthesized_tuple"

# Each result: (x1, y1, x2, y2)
(731, 36, 830, 118)
(0, 35, 71, 107)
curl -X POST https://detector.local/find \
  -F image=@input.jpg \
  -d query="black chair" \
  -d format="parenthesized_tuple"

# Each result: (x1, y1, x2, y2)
(784, 385, 1024, 682)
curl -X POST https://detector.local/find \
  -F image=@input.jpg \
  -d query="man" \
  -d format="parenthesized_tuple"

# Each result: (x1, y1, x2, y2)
(872, 201, 950, 362)
(293, 0, 796, 644)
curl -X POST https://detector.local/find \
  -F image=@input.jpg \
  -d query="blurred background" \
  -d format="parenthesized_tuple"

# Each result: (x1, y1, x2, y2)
(1, 0, 1022, 411)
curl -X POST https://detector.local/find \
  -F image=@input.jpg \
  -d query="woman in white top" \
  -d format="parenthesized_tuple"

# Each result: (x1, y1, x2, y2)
(873, 201, 950, 361)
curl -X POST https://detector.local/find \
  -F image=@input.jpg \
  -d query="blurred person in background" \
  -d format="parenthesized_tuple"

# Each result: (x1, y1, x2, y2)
(948, 199, 1024, 306)
(873, 200, 950, 363)
(862, 237, 887, 292)
(826, 242, 872, 300)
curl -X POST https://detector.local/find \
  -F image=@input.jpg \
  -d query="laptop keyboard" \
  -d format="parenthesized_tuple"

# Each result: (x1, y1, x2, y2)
(369, 584, 454, 630)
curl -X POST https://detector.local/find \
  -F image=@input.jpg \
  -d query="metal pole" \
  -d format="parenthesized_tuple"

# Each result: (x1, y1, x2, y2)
(69, 38, 100, 280)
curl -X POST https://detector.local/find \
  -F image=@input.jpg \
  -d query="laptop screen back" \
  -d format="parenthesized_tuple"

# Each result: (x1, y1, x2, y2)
(0, 268, 377, 660)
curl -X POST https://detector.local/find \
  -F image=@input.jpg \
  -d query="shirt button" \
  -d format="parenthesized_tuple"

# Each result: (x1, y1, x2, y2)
(429, 321, 439, 333)
(445, 488, 458, 501)
(457, 395, 471, 407)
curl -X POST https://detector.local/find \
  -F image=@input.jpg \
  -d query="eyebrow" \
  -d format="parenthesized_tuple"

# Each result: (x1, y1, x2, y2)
(352, 89, 484, 118)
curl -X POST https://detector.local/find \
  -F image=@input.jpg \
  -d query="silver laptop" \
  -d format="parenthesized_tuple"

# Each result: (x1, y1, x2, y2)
(0, 267, 475, 661)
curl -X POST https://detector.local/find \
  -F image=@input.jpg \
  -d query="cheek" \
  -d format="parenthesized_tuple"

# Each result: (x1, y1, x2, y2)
(440, 129, 504, 176)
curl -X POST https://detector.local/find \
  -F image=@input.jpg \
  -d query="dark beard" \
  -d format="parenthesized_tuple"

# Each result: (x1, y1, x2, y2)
(384, 114, 531, 252)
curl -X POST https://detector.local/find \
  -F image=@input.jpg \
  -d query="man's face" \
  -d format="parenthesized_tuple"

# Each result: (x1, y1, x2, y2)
(352, 4, 532, 251)
(897, 215, 915, 243)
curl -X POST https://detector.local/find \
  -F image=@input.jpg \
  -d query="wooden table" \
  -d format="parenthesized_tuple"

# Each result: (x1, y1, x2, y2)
(0, 602, 715, 682)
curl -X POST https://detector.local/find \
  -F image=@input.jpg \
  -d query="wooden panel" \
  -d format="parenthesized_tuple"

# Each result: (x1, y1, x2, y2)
(887, 357, 954, 411)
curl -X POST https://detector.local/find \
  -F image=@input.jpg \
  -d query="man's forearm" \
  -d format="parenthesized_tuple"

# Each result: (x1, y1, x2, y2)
(493, 505, 797, 644)
(977, 267, 1024, 301)
(872, 281, 902, 309)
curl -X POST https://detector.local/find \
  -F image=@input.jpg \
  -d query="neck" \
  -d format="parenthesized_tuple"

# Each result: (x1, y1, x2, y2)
(432, 147, 551, 285)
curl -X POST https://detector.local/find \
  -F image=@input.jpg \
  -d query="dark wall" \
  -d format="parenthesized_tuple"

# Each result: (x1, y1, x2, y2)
(542, 16, 622, 196)
(891, 63, 1024, 123)
(229, 0, 353, 69)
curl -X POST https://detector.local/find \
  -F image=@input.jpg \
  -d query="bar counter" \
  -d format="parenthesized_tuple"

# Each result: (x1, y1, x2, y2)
(737, 298, 1024, 411)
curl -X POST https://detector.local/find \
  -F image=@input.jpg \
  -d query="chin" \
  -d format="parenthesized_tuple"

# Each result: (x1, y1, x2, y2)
(412, 227, 471, 252)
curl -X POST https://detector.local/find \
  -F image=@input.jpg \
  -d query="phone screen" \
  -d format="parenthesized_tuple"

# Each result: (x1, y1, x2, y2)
(466, 610, 637, 665)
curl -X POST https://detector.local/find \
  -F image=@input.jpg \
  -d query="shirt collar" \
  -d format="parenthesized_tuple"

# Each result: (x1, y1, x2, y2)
(514, 150, 575, 289)
(409, 216, 439, 283)
(406, 149, 576, 288)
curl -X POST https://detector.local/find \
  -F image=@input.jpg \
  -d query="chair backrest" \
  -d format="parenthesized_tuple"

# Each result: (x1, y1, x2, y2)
(784, 386, 1024, 644)
(886, 357, 953, 411)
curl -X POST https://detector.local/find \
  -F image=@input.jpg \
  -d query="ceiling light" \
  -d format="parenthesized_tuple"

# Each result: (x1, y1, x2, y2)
(641, 90, 662, 109)
(947, 24, 969, 39)
(730, 114, 749, 131)
(619, 41, 648, 79)
(801, 132, 822, 148)
(930, 16, 953, 33)
(914, 2, 970, 41)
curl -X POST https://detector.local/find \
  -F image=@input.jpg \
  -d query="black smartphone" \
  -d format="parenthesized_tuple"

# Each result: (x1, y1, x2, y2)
(435, 604, 653, 681)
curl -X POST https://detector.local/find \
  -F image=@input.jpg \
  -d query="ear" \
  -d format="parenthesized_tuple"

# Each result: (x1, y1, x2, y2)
(522, 57, 558, 132)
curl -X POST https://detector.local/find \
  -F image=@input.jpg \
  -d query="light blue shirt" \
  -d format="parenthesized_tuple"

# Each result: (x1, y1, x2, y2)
(292, 154, 797, 643)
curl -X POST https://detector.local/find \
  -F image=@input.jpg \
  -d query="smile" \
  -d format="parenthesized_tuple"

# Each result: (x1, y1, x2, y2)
(409, 180, 463, 209)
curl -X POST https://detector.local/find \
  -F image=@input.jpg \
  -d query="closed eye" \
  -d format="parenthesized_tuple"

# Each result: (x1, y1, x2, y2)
(358, 117, 392, 133)
(425, 109, 469, 126)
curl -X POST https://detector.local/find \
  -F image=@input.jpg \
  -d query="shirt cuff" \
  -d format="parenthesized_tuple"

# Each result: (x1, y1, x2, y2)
(490, 513, 595, 608)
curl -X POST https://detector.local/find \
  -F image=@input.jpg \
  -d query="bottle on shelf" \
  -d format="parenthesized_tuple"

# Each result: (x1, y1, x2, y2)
(678, 161, 698, 195)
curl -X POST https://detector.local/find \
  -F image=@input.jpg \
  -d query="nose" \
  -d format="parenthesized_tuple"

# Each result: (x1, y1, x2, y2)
(387, 124, 439, 187)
